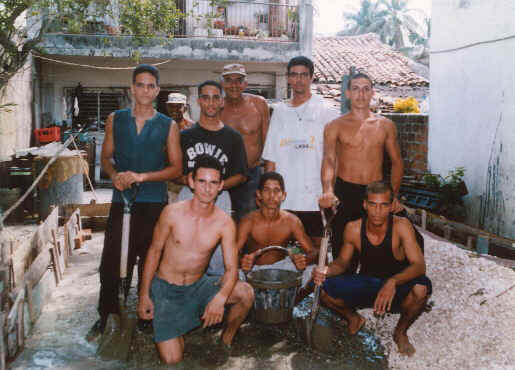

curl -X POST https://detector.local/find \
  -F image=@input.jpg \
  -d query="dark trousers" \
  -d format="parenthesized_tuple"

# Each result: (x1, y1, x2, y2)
(98, 202, 165, 318)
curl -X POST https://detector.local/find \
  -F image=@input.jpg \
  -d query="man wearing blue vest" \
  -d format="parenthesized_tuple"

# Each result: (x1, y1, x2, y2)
(87, 64, 183, 339)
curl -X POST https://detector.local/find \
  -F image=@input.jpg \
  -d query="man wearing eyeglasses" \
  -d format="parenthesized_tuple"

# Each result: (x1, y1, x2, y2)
(88, 64, 183, 339)
(176, 80, 248, 277)
(220, 64, 270, 223)
(262, 56, 339, 247)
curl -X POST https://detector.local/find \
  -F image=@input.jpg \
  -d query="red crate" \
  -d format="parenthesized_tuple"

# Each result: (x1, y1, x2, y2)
(35, 127, 60, 143)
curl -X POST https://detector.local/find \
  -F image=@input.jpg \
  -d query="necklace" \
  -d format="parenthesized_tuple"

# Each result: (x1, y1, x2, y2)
(292, 100, 309, 122)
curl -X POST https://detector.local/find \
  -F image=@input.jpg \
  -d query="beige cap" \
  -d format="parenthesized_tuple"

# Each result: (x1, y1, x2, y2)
(221, 63, 247, 77)
(167, 93, 187, 105)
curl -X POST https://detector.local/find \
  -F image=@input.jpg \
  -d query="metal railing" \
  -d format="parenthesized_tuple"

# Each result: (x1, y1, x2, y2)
(180, 0, 299, 42)
(42, 0, 300, 43)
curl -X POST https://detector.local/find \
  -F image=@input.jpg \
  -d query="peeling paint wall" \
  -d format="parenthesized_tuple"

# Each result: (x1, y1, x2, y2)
(430, 0, 515, 237)
(39, 58, 282, 123)
(0, 58, 34, 160)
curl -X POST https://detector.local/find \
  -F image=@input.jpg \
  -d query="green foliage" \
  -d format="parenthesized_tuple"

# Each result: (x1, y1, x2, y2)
(338, 0, 428, 50)
(0, 0, 186, 91)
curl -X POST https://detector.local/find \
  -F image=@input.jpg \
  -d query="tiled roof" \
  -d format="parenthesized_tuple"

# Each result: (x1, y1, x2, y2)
(313, 33, 429, 86)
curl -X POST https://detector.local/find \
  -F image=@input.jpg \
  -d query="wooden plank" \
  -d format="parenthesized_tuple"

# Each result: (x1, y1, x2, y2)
(7, 288, 25, 332)
(0, 312, 5, 370)
(23, 243, 52, 288)
(31, 207, 59, 255)
(412, 208, 515, 252)
(16, 295, 24, 349)
(61, 203, 111, 219)
(49, 247, 61, 284)
(25, 282, 34, 325)
(51, 230, 66, 277)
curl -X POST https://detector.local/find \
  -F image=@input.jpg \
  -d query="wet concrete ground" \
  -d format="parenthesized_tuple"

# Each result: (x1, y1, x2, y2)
(10, 232, 388, 370)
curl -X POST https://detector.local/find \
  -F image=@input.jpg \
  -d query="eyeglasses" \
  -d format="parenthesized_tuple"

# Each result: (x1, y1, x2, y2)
(288, 72, 310, 79)
(134, 82, 157, 90)
(199, 94, 222, 102)
(223, 77, 245, 85)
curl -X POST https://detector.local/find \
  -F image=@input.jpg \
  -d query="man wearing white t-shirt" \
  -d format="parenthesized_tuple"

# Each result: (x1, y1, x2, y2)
(263, 56, 339, 245)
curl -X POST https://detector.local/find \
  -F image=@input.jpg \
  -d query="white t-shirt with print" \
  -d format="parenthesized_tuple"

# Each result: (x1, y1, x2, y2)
(262, 95, 339, 211)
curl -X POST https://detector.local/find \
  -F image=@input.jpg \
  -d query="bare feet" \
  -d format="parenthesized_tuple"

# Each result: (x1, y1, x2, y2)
(393, 330, 416, 356)
(347, 313, 366, 335)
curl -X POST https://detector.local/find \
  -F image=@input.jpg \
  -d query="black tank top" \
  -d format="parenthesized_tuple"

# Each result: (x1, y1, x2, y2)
(359, 216, 409, 279)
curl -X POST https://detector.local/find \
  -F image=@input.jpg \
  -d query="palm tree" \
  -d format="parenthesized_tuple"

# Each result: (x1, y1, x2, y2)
(337, 0, 427, 50)
(337, 0, 386, 37)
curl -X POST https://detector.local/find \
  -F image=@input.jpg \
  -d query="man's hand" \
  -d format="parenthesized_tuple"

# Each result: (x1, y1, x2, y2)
(374, 278, 396, 314)
(240, 253, 256, 272)
(392, 197, 404, 213)
(201, 293, 226, 328)
(319, 192, 339, 209)
(291, 253, 307, 271)
(112, 171, 144, 191)
(137, 295, 154, 320)
(312, 266, 328, 286)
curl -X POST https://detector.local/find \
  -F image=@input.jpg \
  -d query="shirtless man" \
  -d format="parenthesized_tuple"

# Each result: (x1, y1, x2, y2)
(237, 172, 317, 285)
(220, 63, 270, 222)
(320, 72, 404, 258)
(166, 92, 194, 130)
(138, 155, 254, 364)
(312, 181, 431, 357)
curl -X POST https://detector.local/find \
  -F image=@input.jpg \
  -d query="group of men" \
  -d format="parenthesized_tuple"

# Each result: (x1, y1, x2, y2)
(89, 55, 432, 364)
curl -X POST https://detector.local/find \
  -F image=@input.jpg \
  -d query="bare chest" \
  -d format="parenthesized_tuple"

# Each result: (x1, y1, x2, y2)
(222, 105, 262, 136)
(250, 222, 292, 247)
(339, 123, 386, 152)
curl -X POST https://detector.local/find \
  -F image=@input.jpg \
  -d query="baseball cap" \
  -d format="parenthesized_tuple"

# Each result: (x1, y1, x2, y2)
(167, 93, 187, 105)
(221, 63, 247, 77)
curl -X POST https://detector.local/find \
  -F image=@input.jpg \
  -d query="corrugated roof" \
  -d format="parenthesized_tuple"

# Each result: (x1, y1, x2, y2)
(314, 34, 429, 86)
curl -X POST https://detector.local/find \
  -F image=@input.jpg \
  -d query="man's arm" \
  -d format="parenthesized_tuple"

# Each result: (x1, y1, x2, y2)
(312, 223, 358, 285)
(101, 113, 126, 191)
(237, 216, 257, 271)
(202, 217, 238, 327)
(137, 206, 174, 320)
(255, 96, 270, 148)
(118, 123, 184, 186)
(223, 174, 247, 190)
(384, 119, 404, 210)
(320, 121, 339, 208)
(290, 215, 318, 269)
(374, 218, 425, 314)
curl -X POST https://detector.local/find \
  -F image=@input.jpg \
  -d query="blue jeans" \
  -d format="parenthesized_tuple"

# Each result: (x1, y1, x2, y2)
(323, 274, 432, 312)
(229, 166, 263, 222)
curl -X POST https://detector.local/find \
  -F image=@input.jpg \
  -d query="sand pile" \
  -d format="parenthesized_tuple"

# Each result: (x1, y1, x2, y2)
(356, 232, 515, 369)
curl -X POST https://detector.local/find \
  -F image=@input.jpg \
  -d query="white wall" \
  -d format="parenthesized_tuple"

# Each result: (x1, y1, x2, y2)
(0, 58, 34, 160)
(39, 58, 280, 123)
(430, 0, 515, 237)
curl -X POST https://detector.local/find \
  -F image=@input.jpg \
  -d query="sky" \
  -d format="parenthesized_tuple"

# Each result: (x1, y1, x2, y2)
(313, 0, 432, 36)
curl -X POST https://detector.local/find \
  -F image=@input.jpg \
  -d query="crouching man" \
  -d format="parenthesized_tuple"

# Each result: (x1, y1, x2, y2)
(312, 181, 431, 357)
(237, 171, 318, 287)
(138, 155, 254, 364)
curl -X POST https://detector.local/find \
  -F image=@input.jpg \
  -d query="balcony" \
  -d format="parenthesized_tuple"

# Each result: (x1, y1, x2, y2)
(38, 0, 311, 63)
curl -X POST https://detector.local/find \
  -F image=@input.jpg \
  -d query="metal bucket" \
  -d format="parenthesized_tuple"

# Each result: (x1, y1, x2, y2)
(247, 268, 302, 324)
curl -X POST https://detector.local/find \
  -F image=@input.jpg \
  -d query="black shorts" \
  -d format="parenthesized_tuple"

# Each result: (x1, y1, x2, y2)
(332, 178, 367, 259)
(287, 210, 323, 238)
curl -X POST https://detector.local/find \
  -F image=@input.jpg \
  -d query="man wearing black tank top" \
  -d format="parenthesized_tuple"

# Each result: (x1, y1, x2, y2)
(312, 181, 432, 357)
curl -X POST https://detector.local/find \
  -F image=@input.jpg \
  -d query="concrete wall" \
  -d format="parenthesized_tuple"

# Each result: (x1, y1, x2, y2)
(430, 0, 515, 236)
(0, 58, 34, 160)
(39, 57, 283, 123)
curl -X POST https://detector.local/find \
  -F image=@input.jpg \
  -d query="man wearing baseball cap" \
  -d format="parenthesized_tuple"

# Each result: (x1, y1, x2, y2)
(220, 63, 270, 223)
(166, 93, 194, 131)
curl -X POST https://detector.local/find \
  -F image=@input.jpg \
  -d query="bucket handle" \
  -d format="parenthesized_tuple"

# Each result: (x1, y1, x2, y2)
(243, 245, 295, 276)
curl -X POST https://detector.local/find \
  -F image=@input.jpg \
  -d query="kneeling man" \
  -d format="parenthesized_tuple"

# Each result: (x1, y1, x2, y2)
(313, 181, 431, 357)
(237, 172, 318, 286)
(138, 155, 254, 364)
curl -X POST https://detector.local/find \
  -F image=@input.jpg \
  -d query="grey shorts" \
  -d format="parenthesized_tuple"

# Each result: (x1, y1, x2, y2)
(151, 274, 220, 343)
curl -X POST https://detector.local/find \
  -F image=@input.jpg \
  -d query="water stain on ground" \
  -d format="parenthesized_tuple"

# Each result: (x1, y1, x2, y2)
(10, 232, 388, 370)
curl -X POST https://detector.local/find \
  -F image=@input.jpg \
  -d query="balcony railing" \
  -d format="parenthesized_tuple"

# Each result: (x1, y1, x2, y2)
(180, 0, 299, 42)
(44, 0, 300, 43)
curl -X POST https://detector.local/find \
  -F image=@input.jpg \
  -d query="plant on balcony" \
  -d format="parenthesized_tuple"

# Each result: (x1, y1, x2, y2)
(1, 0, 186, 92)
